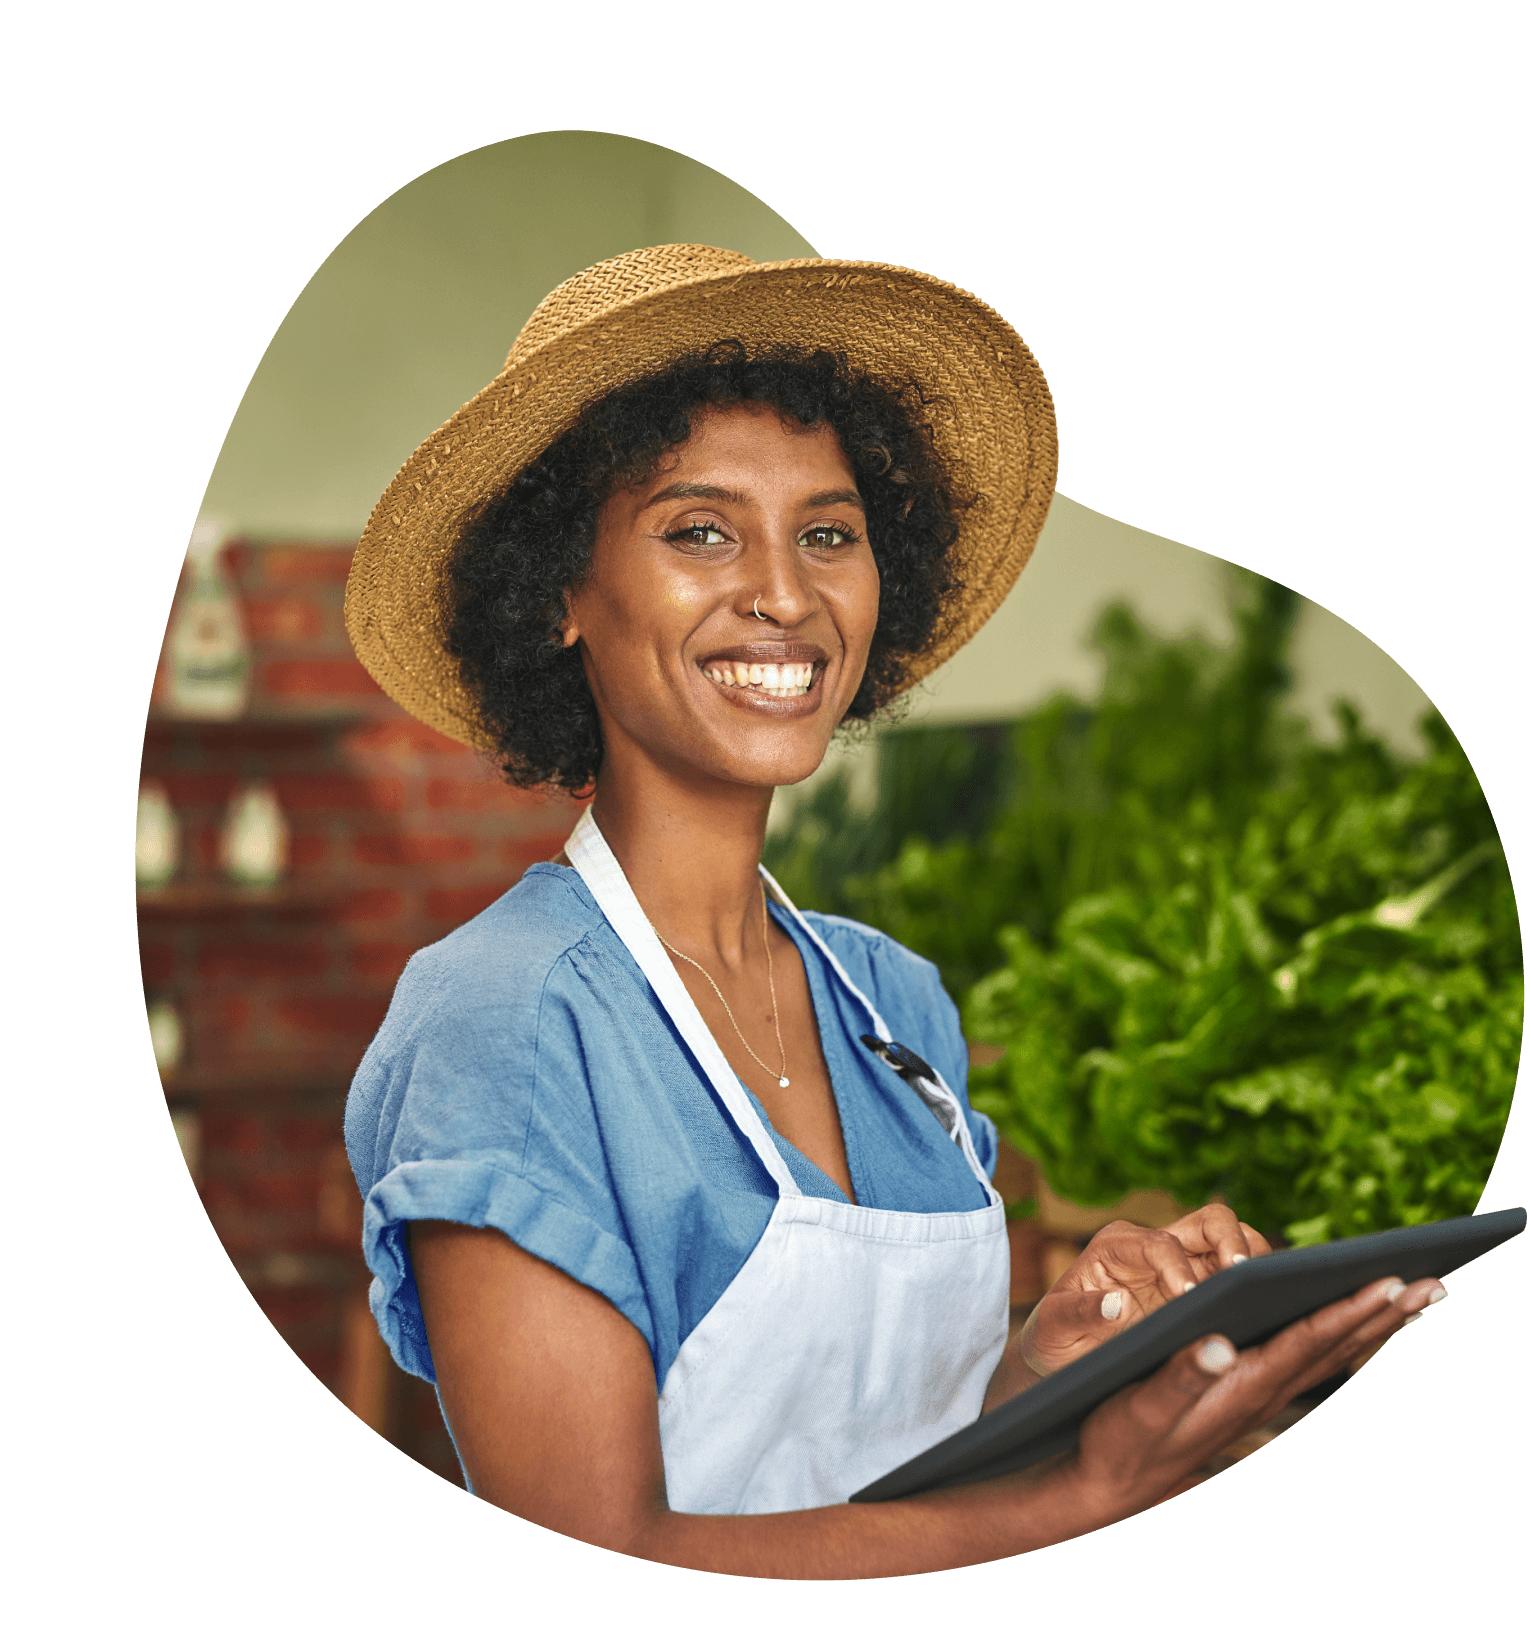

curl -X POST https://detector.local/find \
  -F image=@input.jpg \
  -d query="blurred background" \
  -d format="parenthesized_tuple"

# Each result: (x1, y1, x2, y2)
(139, 132, 1519, 1489)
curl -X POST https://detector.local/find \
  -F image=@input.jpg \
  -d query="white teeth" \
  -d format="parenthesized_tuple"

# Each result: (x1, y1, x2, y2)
(703, 660, 816, 695)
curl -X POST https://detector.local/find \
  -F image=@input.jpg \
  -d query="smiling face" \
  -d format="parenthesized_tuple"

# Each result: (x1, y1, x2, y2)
(562, 402, 881, 794)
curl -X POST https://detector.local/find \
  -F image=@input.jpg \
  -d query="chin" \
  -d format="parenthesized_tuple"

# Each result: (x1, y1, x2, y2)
(709, 735, 836, 791)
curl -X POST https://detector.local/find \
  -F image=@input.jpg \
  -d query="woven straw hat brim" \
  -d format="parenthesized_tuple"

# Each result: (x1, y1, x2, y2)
(345, 254, 1057, 751)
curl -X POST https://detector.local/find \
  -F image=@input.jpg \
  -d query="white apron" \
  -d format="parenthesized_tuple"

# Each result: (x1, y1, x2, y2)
(566, 809, 1010, 1515)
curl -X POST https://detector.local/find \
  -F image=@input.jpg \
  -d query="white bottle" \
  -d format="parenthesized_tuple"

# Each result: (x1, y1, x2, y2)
(166, 516, 252, 720)
(136, 780, 181, 889)
(169, 1108, 201, 1180)
(220, 779, 290, 887)
(146, 996, 185, 1078)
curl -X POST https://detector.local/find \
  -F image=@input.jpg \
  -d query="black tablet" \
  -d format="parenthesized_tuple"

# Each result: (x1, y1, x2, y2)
(849, 1205, 1525, 1503)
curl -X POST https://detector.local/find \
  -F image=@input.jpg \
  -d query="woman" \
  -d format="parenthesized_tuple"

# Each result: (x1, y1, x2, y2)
(343, 245, 1443, 1576)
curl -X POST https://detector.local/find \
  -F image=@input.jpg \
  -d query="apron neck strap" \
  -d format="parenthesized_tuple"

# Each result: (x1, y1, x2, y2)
(565, 808, 801, 1198)
(565, 807, 998, 1209)
(759, 866, 890, 1043)
(759, 863, 1001, 1206)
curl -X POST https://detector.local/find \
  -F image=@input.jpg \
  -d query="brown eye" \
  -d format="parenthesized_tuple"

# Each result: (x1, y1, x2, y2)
(798, 523, 856, 548)
(669, 524, 729, 547)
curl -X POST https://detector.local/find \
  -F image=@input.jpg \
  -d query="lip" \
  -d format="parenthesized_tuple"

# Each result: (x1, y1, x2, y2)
(694, 640, 830, 718)
(699, 640, 828, 666)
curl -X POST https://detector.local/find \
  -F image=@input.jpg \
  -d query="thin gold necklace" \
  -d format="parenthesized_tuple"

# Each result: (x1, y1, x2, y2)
(654, 881, 789, 1089)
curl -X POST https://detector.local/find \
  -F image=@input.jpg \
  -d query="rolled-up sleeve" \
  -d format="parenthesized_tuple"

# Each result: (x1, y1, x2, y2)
(345, 948, 651, 1384)
(347, 874, 1001, 1394)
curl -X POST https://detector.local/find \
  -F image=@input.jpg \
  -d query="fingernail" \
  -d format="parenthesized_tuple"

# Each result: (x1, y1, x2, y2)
(1181, 1280, 1197, 1294)
(1428, 1286, 1447, 1305)
(1101, 1291, 1123, 1321)
(1197, 1338, 1235, 1373)
(1404, 1312, 1422, 1326)
(1231, 1253, 1248, 1265)
(1384, 1281, 1406, 1303)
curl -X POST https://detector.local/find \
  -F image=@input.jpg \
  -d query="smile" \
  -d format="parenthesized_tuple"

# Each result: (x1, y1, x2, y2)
(702, 660, 816, 697)
(696, 640, 829, 710)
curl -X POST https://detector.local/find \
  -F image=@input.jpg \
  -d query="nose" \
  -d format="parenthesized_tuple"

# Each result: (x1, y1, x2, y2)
(736, 536, 819, 628)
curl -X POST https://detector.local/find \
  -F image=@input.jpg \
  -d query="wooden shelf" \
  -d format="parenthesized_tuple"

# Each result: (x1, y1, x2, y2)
(144, 707, 384, 730)
(137, 880, 350, 914)
(161, 1069, 354, 1099)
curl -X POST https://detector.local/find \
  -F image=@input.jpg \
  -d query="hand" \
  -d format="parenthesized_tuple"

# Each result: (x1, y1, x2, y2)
(1019, 1203, 1272, 1379)
(1064, 1271, 1445, 1522)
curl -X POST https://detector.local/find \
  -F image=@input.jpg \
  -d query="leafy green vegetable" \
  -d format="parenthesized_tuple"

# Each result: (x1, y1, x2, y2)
(766, 571, 1521, 1241)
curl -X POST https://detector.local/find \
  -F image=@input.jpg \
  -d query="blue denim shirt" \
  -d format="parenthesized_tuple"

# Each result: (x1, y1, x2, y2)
(345, 862, 998, 1391)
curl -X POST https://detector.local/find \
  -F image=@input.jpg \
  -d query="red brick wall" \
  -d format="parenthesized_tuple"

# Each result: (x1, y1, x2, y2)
(141, 540, 580, 1483)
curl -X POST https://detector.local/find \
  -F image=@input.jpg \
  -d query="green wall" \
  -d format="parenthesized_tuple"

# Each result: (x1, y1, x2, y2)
(201, 132, 815, 538)
(200, 130, 1430, 749)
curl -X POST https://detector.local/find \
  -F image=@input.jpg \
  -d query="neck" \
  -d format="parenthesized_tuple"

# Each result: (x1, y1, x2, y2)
(588, 754, 778, 969)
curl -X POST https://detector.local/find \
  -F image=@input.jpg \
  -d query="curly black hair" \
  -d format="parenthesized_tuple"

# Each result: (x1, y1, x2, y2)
(446, 342, 970, 792)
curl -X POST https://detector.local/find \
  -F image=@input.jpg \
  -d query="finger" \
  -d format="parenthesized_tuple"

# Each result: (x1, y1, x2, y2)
(1311, 1277, 1446, 1378)
(1238, 1223, 1273, 1261)
(1200, 1284, 1408, 1439)
(1342, 1282, 1447, 1378)
(1120, 1336, 1240, 1440)
(1166, 1204, 1251, 1271)
(1079, 1287, 1138, 1326)
(1078, 1337, 1270, 1511)
(1088, 1222, 1201, 1302)
(1017, 1285, 1141, 1377)
(1078, 1275, 1446, 1513)
(1132, 1227, 1202, 1297)
(1242, 1275, 1422, 1410)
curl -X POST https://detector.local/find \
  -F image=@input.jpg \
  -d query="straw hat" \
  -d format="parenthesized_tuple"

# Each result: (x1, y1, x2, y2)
(345, 244, 1057, 750)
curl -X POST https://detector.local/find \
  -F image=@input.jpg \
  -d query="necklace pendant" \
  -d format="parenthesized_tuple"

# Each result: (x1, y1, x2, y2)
(778, 1075, 790, 1089)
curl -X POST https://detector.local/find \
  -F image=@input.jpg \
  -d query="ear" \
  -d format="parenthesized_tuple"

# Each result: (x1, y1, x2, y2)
(558, 591, 581, 649)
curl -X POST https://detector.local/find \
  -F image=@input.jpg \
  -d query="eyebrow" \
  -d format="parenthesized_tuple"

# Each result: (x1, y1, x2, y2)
(641, 481, 865, 512)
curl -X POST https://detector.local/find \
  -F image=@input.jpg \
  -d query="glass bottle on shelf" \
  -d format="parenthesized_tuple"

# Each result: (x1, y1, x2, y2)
(146, 995, 184, 1080)
(220, 779, 290, 887)
(169, 1108, 201, 1181)
(165, 515, 251, 720)
(135, 780, 181, 890)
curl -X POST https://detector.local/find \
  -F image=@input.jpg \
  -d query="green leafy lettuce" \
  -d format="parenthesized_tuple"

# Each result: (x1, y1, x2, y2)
(766, 572, 1521, 1241)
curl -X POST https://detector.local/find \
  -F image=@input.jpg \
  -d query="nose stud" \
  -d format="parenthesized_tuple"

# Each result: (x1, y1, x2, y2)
(753, 596, 766, 621)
